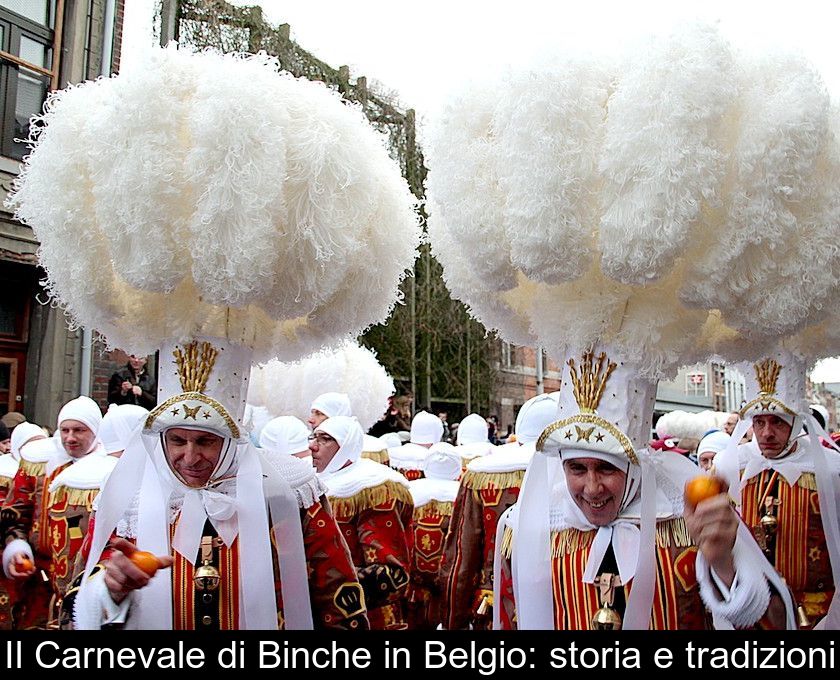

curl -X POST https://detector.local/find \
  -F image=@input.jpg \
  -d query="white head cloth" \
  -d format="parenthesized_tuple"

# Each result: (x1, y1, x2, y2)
(316, 416, 364, 476)
(99, 404, 149, 455)
(515, 392, 560, 445)
(456, 413, 489, 445)
(260, 416, 310, 456)
(10, 422, 46, 461)
(57, 395, 103, 438)
(423, 443, 462, 481)
(697, 430, 730, 457)
(310, 393, 352, 419)
(410, 411, 443, 444)
(49, 395, 105, 474)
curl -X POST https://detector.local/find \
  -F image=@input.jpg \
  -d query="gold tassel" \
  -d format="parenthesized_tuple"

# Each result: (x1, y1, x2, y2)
(551, 528, 597, 558)
(19, 460, 46, 477)
(49, 486, 100, 510)
(461, 469, 525, 492)
(500, 524, 514, 559)
(361, 449, 389, 465)
(797, 472, 817, 491)
(329, 480, 413, 519)
(414, 500, 453, 521)
(655, 517, 692, 549)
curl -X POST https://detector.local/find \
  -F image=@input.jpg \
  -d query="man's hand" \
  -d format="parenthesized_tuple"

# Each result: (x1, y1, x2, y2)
(104, 538, 173, 604)
(120, 380, 132, 395)
(8, 552, 36, 579)
(684, 492, 738, 588)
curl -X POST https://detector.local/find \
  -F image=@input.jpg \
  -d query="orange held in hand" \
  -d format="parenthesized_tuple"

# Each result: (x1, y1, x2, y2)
(19, 557, 33, 572)
(685, 475, 725, 507)
(130, 550, 162, 577)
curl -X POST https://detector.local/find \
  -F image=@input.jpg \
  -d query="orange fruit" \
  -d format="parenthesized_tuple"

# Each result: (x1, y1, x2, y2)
(130, 550, 161, 576)
(685, 475, 725, 506)
(19, 557, 33, 572)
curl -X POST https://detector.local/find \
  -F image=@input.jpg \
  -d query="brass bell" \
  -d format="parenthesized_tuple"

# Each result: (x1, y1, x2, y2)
(591, 605, 622, 630)
(759, 512, 778, 536)
(193, 563, 220, 592)
(592, 572, 622, 630)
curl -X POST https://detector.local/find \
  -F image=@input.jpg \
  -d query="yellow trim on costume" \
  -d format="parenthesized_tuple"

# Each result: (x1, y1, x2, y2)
(738, 395, 796, 418)
(537, 414, 638, 465)
(549, 517, 691, 559)
(19, 460, 46, 476)
(797, 472, 817, 491)
(655, 518, 692, 549)
(146, 391, 240, 439)
(361, 449, 389, 465)
(0, 474, 13, 487)
(49, 486, 100, 509)
(328, 480, 413, 518)
(500, 524, 514, 560)
(413, 500, 453, 520)
(460, 469, 525, 492)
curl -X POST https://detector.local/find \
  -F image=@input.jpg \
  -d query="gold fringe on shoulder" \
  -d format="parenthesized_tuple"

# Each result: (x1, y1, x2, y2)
(0, 475, 13, 487)
(49, 486, 100, 510)
(414, 500, 453, 520)
(797, 472, 817, 491)
(461, 469, 525, 492)
(329, 480, 413, 518)
(551, 528, 597, 558)
(361, 449, 389, 465)
(19, 460, 46, 477)
(500, 524, 514, 560)
(655, 517, 692, 549)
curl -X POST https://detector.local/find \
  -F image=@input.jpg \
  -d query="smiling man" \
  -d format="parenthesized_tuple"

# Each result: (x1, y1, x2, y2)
(496, 350, 792, 631)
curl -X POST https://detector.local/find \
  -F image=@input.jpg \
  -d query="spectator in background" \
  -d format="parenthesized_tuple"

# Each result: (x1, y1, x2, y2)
(1, 412, 25, 433)
(107, 354, 156, 409)
(723, 412, 739, 435)
(0, 422, 9, 453)
(486, 415, 499, 445)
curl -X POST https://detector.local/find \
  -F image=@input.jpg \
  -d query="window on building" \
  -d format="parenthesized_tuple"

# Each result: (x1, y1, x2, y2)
(0, 1, 56, 160)
(685, 371, 708, 398)
(501, 341, 512, 369)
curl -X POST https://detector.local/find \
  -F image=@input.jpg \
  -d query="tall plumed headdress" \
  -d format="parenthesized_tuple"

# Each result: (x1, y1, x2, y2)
(248, 341, 395, 432)
(426, 24, 840, 377)
(9, 46, 420, 378)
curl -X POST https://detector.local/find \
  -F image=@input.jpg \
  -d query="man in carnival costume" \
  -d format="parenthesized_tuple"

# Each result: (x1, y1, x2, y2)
(496, 350, 794, 630)
(2, 396, 102, 626)
(312, 416, 413, 629)
(716, 352, 840, 628)
(440, 392, 557, 629)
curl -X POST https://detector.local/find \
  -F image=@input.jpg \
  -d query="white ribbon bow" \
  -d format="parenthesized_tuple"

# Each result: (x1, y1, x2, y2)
(172, 487, 239, 563)
(582, 521, 641, 586)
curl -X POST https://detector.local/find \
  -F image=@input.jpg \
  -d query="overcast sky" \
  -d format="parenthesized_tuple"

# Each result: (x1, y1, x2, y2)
(121, 0, 840, 382)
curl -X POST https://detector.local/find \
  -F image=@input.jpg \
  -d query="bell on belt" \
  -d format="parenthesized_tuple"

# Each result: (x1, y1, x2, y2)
(194, 562, 220, 592)
(592, 605, 622, 630)
(591, 572, 622, 630)
(194, 535, 220, 591)
(754, 495, 780, 561)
